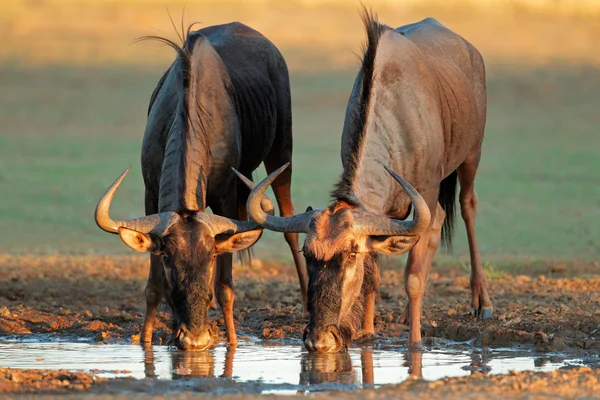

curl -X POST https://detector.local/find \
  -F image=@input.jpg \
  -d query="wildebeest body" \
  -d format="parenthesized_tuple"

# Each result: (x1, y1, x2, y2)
(95, 22, 308, 350)
(143, 23, 288, 214)
(243, 10, 493, 351)
(337, 17, 486, 219)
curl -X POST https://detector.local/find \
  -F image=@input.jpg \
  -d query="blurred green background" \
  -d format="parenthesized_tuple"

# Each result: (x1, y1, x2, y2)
(1, 0, 598, 262)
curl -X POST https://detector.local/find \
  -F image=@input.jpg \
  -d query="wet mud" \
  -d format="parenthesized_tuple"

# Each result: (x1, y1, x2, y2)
(0, 254, 599, 397)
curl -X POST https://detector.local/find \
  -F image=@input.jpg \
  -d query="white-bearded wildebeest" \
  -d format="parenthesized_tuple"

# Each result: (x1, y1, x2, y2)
(94, 22, 308, 350)
(240, 10, 493, 351)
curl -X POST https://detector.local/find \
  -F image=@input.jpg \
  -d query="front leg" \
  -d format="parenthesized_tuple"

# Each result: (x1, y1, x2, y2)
(142, 254, 164, 344)
(404, 224, 434, 345)
(215, 252, 237, 347)
(362, 292, 376, 334)
(398, 204, 444, 326)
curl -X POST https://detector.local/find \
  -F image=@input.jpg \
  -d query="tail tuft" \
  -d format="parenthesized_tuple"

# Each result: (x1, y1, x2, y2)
(439, 170, 458, 251)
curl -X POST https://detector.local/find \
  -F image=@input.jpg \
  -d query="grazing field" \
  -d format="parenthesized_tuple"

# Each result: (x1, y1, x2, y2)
(1, 62, 598, 262)
(0, 0, 599, 397)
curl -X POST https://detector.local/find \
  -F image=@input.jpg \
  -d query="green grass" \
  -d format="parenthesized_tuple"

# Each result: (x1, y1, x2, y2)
(0, 61, 598, 262)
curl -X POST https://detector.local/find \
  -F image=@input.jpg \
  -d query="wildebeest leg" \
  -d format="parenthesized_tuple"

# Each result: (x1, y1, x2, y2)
(399, 204, 445, 325)
(264, 155, 309, 316)
(361, 256, 380, 335)
(403, 200, 439, 344)
(142, 191, 164, 344)
(212, 201, 238, 347)
(142, 255, 164, 343)
(216, 253, 236, 346)
(362, 292, 376, 334)
(458, 152, 493, 319)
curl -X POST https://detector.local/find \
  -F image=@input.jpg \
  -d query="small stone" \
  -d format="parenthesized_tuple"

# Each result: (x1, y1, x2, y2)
(559, 304, 569, 313)
(447, 309, 457, 316)
(93, 331, 110, 342)
(131, 334, 140, 345)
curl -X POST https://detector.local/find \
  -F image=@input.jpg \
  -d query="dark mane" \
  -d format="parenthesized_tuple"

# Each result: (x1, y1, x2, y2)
(331, 7, 389, 204)
(135, 21, 212, 156)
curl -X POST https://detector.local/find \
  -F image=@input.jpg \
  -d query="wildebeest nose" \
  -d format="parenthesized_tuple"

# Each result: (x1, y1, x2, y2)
(304, 337, 333, 353)
(304, 330, 337, 353)
(174, 326, 212, 351)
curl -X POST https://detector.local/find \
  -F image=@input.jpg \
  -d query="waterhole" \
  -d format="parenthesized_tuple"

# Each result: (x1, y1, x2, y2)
(0, 336, 590, 394)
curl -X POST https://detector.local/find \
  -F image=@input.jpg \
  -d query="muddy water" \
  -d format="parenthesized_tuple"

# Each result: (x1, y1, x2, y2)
(0, 336, 589, 394)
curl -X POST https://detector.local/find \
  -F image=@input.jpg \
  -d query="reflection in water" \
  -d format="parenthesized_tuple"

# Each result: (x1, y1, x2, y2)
(404, 348, 423, 380)
(299, 351, 356, 385)
(143, 344, 425, 388)
(467, 350, 492, 375)
(361, 348, 374, 386)
(143, 344, 236, 379)
(0, 338, 585, 393)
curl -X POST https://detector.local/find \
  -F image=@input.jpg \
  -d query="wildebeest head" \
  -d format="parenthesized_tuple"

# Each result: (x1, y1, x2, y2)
(240, 164, 430, 352)
(95, 167, 272, 351)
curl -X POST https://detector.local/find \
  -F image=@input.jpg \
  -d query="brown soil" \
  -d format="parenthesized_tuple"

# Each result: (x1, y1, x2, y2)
(0, 254, 599, 397)
(2, 366, 599, 399)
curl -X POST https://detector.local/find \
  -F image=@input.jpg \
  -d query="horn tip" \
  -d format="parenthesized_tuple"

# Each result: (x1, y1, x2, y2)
(278, 162, 290, 172)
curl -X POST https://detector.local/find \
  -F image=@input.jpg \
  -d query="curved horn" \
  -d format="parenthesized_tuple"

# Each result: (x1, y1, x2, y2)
(230, 168, 275, 216)
(94, 167, 180, 236)
(353, 166, 431, 236)
(192, 213, 263, 237)
(245, 163, 316, 233)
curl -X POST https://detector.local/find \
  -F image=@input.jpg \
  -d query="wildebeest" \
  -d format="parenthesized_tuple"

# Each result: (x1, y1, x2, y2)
(241, 9, 493, 351)
(94, 22, 308, 350)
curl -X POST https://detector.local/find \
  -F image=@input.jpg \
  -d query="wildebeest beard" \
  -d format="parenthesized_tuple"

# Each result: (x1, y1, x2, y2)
(161, 222, 216, 333)
(305, 251, 380, 349)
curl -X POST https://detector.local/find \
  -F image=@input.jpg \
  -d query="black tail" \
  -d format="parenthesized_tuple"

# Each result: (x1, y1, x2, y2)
(439, 170, 458, 251)
(236, 177, 254, 268)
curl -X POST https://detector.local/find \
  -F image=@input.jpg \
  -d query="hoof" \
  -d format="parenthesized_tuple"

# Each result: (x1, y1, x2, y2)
(354, 331, 378, 343)
(470, 306, 494, 320)
(481, 307, 494, 320)
(226, 341, 238, 349)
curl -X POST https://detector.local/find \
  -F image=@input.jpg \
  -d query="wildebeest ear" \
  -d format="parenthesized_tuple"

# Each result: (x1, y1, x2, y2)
(118, 227, 159, 252)
(368, 235, 420, 255)
(215, 230, 263, 254)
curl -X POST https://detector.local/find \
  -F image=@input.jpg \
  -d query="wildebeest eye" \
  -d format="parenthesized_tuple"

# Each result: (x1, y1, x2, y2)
(161, 253, 171, 265)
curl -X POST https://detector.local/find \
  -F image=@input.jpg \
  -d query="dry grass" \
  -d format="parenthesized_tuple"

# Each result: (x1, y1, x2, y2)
(2, 0, 600, 70)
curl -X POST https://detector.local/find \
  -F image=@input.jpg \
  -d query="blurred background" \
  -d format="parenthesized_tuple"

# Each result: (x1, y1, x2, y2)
(0, 0, 598, 263)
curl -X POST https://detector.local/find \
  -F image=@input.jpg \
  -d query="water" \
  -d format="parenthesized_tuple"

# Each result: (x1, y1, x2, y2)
(0, 337, 590, 394)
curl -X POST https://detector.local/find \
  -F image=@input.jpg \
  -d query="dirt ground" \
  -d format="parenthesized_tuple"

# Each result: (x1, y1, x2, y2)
(1, 253, 599, 397)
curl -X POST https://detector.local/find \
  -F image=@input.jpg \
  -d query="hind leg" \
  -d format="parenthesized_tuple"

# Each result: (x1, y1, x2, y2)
(264, 155, 309, 316)
(399, 204, 445, 324)
(457, 151, 493, 319)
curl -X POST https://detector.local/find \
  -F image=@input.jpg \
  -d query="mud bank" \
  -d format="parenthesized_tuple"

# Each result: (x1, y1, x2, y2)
(1, 366, 599, 399)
